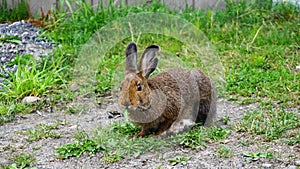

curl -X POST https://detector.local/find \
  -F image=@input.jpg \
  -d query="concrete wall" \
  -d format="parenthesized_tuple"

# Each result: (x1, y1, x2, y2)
(0, 0, 226, 16)
(2, 0, 300, 16)
(122, 0, 226, 10)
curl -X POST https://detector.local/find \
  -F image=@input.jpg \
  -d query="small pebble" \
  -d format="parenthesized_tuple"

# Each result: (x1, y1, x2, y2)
(262, 163, 272, 168)
(237, 163, 244, 169)
(22, 96, 41, 104)
(295, 160, 300, 165)
(288, 165, 297, 169)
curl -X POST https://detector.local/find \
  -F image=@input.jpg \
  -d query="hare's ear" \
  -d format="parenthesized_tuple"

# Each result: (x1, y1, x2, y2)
(125, 42, 138, 73)
(139, 45, 160, 78)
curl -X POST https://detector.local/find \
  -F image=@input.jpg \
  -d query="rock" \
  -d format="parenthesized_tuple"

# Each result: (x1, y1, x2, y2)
(262, 163, 272, 168)
(295, 160, 300, 165)
(237, 163, 244, 169)
(22, 96, 41, 104)
(0, 157, 10, 166)
(106, 103, 123, 119)
(288, 165, 297, 169)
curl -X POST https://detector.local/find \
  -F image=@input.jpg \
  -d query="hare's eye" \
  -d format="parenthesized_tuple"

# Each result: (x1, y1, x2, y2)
(137, 84, 142, 91)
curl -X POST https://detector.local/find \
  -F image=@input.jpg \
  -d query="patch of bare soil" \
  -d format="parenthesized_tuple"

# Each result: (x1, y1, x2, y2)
(0, 97, 299, 169)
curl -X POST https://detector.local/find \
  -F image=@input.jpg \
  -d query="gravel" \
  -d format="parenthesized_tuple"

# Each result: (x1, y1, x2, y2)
(0, 20, 55, 85)
(0, 97, 299, 169)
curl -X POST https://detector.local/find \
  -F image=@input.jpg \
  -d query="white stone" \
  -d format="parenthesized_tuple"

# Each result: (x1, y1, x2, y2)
(22, 96, 41, 104)
(262, 163, 272, 168)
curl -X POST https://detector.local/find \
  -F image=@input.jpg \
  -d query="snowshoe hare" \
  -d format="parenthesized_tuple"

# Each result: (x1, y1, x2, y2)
(119, 42, 216, 138)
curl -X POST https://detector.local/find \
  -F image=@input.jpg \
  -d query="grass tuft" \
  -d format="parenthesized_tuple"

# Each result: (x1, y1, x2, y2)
(56, 121, 231, 162)
(25, 123, 61, 142)
(5, 153, 36, 169)
(0, 0, 29, 23)
(236, 109, 300, 143)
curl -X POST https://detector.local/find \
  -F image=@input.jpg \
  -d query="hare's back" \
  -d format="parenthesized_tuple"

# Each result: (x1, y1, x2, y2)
(148, 68, 211, 93)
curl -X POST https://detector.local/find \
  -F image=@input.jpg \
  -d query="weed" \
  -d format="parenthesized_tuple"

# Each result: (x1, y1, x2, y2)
(168, 156, 191, 166)
(5, 153, 36, 169)
(179, 127, 208, 149)
(0, 36, 22, 45)
(56, 138, 104, 159)
(217, 145, 232, 158)
(243, 151, 274, 163)
(239, 140, 254, 147)
(284, 128, 300, 145)
(56, 122, 169, 161)
(180, 126, 230, 149)
(237, 109, 300, 143)
(110, 121, 141, 137)
(25, 123, 61, 142)
(0, 103, 31, 125)
(73, 131, 90, 140)
(103, 154, 122, 164)
(221, 116, 230, 125)
(209, 127, 231, 141)
(63, 103, 84, 114)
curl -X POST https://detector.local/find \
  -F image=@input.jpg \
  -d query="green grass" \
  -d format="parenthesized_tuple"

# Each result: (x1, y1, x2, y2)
(0, 0, 29, 23)
(243, 151, 274, 163)
(4, 153, 36, 169)
(25, 122, 62, 142)
(236, 109, 300, 142)
(0, 54, 67, 124)
(56, 121, 169, 161)
(217, 145, 233, 158)
(168, 156, 191, 166)
(0, 36, 22, 46)
(180, 126, 230, 149)
(1, 55, 66, 100)
(56, 121, 230, 162)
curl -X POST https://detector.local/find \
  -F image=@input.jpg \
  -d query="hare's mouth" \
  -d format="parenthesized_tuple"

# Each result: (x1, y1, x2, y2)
(137, 104, 151, 110)
(124, 104, 150, 111)
(123, 105, 136, 110)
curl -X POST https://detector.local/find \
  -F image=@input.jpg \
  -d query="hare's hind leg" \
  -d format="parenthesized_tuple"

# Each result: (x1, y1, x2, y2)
(155, 119, 174, 136)
(160, 69, 204, 136)
(159, 114, 196, 137)
(159, 101, 199, 137)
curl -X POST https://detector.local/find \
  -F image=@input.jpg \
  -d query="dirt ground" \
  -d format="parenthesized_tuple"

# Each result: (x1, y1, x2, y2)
(0, 96, 299, 169)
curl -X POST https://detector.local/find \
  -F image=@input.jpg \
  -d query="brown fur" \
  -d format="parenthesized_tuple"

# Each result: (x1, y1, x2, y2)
(119, 43, 216, 138)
